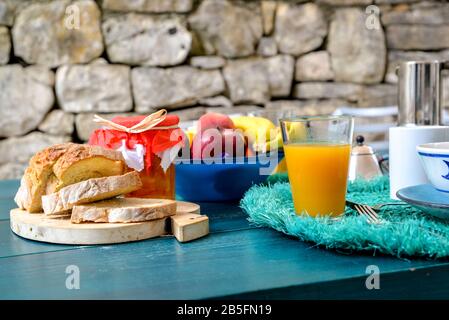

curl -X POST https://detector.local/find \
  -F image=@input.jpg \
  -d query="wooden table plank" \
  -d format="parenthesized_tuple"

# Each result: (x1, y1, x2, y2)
(195, 201, 251, 233)
(0, 179, 253, 258)
(0, 201, 252, 259)
(0, 179, 18, 221)
(225, 264, 449, 299)
(2, 179, 449, 299)
(0, 227, 446, 300)
(0, 180, 19, 200)
(0, 198, 17, 221)
(0, 221, 85, 258)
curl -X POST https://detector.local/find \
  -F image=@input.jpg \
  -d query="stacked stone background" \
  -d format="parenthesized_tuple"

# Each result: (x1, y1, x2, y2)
(0, 0, 449, 179)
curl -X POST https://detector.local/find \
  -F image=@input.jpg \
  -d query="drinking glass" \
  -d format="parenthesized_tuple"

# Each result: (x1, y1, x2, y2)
(280, 116, 354, 217)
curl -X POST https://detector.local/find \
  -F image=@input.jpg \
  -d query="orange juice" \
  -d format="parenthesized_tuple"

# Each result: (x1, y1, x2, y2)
(284, 143, 351, 217)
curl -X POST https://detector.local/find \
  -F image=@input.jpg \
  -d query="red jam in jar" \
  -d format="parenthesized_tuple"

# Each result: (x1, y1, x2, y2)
(88, 113, 183, 200)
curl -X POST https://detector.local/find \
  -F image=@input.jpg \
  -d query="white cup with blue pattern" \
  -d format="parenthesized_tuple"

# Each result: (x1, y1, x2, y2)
(417, 142, 449, 193)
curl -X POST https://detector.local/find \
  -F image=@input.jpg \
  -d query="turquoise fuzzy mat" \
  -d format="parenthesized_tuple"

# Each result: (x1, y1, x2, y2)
(241, 175, 449, 259)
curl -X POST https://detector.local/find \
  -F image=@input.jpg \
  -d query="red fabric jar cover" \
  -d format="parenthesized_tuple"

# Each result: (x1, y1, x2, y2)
(89, 114, 184, 173)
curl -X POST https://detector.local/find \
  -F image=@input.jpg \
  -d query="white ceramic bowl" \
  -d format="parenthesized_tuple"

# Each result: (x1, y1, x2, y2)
(417, 142, 449, 193)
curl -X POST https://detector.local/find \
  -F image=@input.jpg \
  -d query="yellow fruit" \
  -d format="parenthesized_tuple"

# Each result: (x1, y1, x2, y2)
(254, 127, 283, 152)
(232, 116, 277, 147)
(255, 117, 277, 141)
(286, 122, 307, 142)
(267, 129, 284, 150)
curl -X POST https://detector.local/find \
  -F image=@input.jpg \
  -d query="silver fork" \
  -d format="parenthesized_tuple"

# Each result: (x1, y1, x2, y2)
(345, 201, 447, 237)
(346, 200, 381, 224)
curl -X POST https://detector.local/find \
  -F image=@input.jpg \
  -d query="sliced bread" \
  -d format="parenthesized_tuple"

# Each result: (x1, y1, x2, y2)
(14, 143, 75, 213)
(42, 171, 143, 215)
(14, 143, 125, 213)
(71, 198, 177, 223)
(46, 144, 125, 194)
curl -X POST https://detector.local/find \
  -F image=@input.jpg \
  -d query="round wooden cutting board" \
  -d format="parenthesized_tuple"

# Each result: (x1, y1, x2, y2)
(10, 201, 201, 245)
(176, 201, 200, 215)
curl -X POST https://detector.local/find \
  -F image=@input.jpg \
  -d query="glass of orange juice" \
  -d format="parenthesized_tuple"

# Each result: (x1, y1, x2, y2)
(280, 116, 354, 217)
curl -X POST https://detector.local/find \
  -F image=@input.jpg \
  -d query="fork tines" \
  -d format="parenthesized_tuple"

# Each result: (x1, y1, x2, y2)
(354, 204, 381, 224)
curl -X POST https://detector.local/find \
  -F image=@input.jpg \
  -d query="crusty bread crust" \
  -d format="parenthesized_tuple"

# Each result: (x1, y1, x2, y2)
(52, 144, 124, 180)
(42, 172, 143, 215)
(28, 143, 76, 172)
(71, 198, 177, 223)
(14, 143, 126, 213)
(14, 177, 30, 211)
(14, 143, 75, 212)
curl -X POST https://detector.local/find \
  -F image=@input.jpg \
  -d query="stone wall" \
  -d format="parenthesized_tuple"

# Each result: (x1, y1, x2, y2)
(1, 0, 449, 179)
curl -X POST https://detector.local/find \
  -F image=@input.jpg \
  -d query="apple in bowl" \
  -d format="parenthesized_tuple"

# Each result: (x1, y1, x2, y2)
(191, 113, 247, 160)
(176, 113, 283, 202)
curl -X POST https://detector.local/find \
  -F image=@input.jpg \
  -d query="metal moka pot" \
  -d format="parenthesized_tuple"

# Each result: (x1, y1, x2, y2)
(348, 136, 383, 182)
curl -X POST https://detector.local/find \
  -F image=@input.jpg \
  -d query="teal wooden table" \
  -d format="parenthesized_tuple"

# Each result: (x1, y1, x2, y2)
(1, 179, 449, 299)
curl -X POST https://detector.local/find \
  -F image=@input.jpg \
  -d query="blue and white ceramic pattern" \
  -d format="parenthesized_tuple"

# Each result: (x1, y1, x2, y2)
(417, 142, 449, 193)
(397, 184, 449, 219)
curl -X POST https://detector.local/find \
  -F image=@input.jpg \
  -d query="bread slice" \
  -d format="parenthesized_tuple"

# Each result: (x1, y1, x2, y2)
(46, 144, 125, 194)
(14, 143, 125, 213)
(42, 172, 143, 215)
(14, 143, 75, 213)
(71, 198, 177, 223)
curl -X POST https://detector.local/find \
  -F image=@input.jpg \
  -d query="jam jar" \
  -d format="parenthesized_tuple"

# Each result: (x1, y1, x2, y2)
(88, 111, 183, 200)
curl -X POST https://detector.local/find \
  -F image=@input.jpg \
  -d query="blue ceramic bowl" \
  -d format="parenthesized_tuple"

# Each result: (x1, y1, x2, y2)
(175, 154, 283, 202)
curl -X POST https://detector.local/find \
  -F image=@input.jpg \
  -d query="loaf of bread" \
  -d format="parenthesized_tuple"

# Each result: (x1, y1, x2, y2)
(46, 144, 125, 194)
(42, 171, 143, 215)
(14, 143, 75, 213)
(71, 198, 177, 223)
(14, 144, 126, 213)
